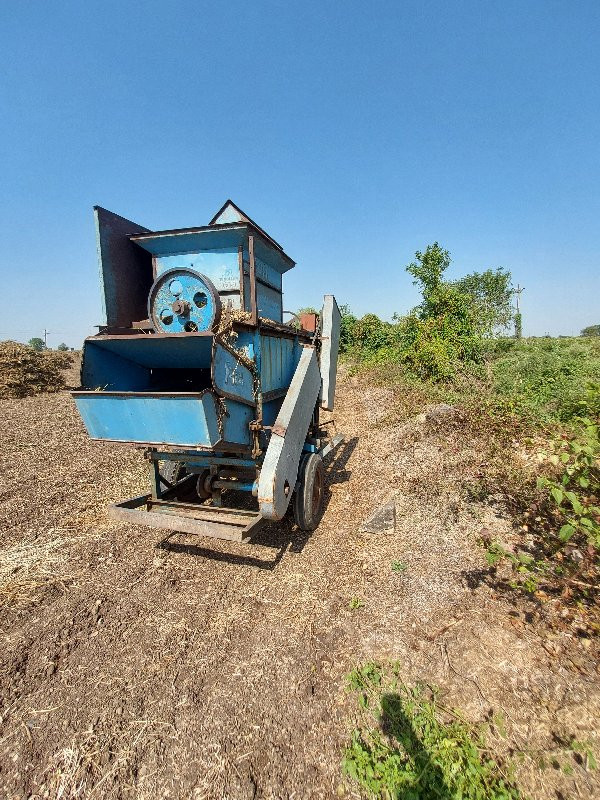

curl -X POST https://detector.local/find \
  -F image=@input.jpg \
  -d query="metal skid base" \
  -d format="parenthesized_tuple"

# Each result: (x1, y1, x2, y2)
(108, 493, 265, 543)
(108, 433, 344, 545)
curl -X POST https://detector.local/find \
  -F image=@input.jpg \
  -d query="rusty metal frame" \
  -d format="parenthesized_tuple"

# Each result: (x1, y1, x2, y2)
(248, 234, 258, 325)
(237, 243, 245, 310)
(149, 450, 257, 468)
(107, 429, 344, 545)
(108, 493, 265, 543)
(76, 434, 251, 453)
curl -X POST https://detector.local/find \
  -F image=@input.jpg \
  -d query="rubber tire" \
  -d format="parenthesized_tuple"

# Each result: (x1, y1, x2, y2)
(293, 453, 325, 532)
(159, 461, 186, 489)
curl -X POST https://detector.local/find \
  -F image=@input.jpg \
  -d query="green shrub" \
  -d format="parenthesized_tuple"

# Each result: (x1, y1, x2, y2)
(340, 243, 490, 380)
(538, 393, 600, 549)
(339, 305, 358, 353)
(487, 383, 600, 598)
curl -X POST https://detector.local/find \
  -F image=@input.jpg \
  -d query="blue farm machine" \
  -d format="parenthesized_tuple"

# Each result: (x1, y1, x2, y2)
(73, 201, 342, 543)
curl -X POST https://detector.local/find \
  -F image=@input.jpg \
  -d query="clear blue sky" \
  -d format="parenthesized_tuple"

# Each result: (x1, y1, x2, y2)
(1, 0, 599, 346)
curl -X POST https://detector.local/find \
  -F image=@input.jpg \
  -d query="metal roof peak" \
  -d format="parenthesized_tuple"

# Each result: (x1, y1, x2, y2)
(209, 200, 284, 253)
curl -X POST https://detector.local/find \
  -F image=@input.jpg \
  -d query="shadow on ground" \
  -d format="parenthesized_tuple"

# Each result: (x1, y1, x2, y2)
(379, 692, 454, 799)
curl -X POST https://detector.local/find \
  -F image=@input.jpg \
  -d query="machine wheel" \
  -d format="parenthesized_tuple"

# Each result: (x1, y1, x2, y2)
(293, 453, 325, 531)
(160, 462, 211, 500)
(160, 461, 186, 489)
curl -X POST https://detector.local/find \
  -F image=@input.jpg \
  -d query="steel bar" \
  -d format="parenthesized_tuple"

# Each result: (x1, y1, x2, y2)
(319, 433, 344, 460)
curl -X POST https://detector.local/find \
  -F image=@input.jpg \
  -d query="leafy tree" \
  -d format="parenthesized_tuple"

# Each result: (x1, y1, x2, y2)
(28, 337, 45, 351)
(337, 245, 516, 381)
(406, 242, 452, 319)
(453, 267, 514, 335)
(401, 244, 483, 379)
(581, 324, 600, 337)
(57, 342, 70, 351)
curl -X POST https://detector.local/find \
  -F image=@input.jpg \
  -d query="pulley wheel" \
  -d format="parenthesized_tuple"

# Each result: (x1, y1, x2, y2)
(148, 268, 222, 333)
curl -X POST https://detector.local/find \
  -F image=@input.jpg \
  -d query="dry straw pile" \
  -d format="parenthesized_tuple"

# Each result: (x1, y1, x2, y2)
(0, 340, 74, 399)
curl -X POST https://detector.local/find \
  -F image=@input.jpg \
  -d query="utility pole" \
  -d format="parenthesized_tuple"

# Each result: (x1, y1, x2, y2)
(43, 329, 50, 349)
(513, 285, 524, 339)
(514, 284, 524, 312)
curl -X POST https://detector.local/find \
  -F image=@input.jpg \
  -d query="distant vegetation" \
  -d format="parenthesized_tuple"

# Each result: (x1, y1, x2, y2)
(28, 336, 46, 352)
(26, 338, 72, 352)
(581, 323, 600, 337)
(337, 244, 599, 426)
(338, 244, 514, 381)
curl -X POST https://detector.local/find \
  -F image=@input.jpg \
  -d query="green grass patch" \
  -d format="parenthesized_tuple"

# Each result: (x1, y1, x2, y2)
(343, 663, 521, 800)
(484, 337, 600, 424)
(346, 336, 600, 428)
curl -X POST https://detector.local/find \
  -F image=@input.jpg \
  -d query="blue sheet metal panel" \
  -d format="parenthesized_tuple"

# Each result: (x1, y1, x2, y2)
(212, 342, 255, 405)
(131, 227, 248, 257)
(261, 397, 285, 427)
(82, 339, 150, 391)
(73, 392, 221, 447)
(253, 255, 282, 292)
(259, 334, 299, 394)
(229, 329, 256, 364)
(156, 249, 240, 290)
(239, 246, 282, 319)
(253, 234, 294, 275)
(94, 207, 153, 328)
(82, 336, 214, 390)
(222, 399, 254, 446)
(256, 283, 283, 322)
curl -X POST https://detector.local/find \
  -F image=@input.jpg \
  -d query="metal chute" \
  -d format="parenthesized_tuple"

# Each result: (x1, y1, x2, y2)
(320, 295, 341, 411)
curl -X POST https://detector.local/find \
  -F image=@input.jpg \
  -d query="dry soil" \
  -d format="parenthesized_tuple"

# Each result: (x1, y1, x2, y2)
(0, 366, 598, 799)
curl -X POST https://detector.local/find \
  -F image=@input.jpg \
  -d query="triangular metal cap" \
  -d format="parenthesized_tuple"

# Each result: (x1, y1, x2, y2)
(209, 199, 284, 252)
(209, 199, 250, 226)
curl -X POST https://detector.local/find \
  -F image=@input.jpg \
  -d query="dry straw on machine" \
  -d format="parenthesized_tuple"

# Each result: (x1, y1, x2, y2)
(0, 341, 73, 399)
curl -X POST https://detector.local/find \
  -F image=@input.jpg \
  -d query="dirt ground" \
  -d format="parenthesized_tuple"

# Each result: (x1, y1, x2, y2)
(0, 364, 598, 800)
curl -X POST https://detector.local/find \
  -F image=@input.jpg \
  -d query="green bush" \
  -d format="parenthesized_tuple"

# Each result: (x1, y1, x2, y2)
(340, 243, 502, 380)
